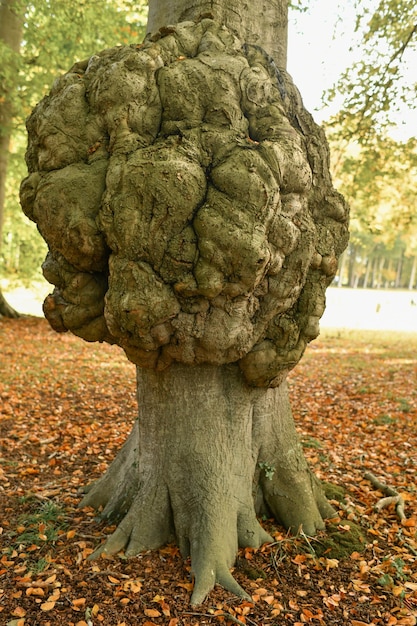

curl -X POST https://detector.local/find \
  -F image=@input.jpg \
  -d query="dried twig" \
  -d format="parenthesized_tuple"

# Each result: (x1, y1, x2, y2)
(364, 471, 406, 521)
(184, 611, 248, 626)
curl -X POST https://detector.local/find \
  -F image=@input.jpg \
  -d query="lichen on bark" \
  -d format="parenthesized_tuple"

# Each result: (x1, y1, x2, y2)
(21, 18, 348, 386)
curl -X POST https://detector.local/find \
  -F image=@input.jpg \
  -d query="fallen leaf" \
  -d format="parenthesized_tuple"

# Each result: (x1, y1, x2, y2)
(144, 608, 161, 617)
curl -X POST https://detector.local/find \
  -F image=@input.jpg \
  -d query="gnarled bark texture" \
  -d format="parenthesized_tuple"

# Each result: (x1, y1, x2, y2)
(81, 364, 334, 604)
(20, 14, 348, 604)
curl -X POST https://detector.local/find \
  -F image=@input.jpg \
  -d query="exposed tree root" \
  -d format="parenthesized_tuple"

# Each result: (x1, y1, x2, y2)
(365, 471, 406, 521)
(81, 364, 335, 604)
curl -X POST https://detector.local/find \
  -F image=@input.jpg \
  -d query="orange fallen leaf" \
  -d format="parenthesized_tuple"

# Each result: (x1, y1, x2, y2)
(292, 554, 307, 564)
(253, 587, 268, 596)
(124, 579, 142, 593)
(392, 586, 406, 596)
(144, 608, 161, 617)
(107, 575, 120, 584)
(176, 582, 193, 591)
(12, 607, 26, 617)
(26, 587, 44, 596)
(263, 595, 275, 604)
(44, 574, 57, 585)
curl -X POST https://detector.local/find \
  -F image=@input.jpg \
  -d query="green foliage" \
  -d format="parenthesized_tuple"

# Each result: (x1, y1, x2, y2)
(326, 0, 417, 144)
(1, 0, 148, 282)
(20, 1, 148, 121)
(11, 499, 68, 548)
(258, 461, 276, 481)
(327, 123, 417, 287)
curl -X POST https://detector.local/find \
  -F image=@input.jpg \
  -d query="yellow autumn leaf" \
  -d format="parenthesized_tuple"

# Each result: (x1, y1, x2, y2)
(91, 604, 100, 616)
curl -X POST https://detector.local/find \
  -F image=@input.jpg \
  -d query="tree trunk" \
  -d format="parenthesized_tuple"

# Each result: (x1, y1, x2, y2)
(23, 0, 344, 604)
(347, 243, 357, 287)
(395, 253, 403, 288)
(409, 255, 417, 290)
(146, 0, 288, 67)
(0, 287, 19, 318)
(81, 363, 334, 604)
(0, 0, 24, 318)
(337, 249, 347, 287)
(363, 257, 371, 289)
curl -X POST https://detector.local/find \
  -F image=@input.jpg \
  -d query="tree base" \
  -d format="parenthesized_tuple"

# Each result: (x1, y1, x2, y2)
(0, 289, 20, 318)
(81, 363, 335, 604)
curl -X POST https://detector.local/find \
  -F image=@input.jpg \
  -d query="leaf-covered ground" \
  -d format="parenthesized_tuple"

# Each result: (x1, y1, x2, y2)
(0, 316, 416, 626)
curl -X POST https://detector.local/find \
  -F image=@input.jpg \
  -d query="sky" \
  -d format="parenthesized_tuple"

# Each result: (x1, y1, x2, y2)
(287, 0, 355, 122)
(286, 0, 417, 140)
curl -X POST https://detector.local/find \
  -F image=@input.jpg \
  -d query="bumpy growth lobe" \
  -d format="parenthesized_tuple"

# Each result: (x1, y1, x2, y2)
(21, 19, 348, 387)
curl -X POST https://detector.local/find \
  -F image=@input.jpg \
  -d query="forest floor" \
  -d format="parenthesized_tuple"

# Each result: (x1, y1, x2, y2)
(0, 316, 416, 626)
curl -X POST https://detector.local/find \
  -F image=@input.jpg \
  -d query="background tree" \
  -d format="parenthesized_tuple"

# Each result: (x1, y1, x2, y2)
(323, 0, 417, 289)
(328, 128, 417, 288)
(20, 0, 349, 604)
(0, 0, 147, 314)
(0, 0, 24, 316)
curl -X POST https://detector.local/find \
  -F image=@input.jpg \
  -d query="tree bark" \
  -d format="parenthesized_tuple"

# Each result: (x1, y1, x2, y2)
(0, 0, 24, 318)
(146, 0, 288, 67)
(81, 363, 334, 604)
(76, 0, 340, 604)
(20, 0, 345, 604)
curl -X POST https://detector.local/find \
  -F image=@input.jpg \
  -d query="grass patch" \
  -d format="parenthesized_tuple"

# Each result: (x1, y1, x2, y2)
(313, 521, 368, 559)
(11, 499, 68, 549)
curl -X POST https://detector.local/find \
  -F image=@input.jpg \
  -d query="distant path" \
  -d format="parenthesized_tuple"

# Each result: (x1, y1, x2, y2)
(322, 288, 417, 332)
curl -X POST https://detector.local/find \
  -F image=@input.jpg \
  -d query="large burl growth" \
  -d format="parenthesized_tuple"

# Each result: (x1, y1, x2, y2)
(21, 20, 349, 604)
